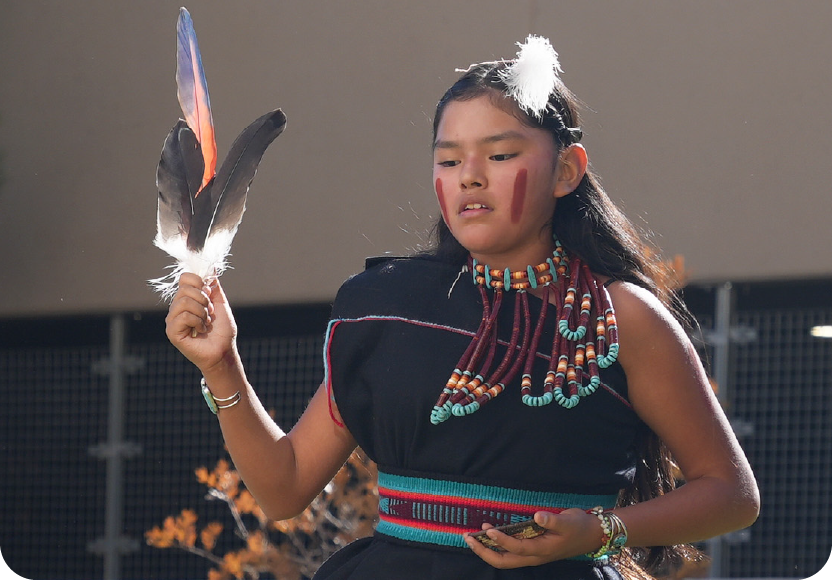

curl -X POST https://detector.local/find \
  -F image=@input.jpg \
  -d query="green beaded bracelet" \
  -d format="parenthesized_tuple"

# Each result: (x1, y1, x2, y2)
(585, 506, 628, 559)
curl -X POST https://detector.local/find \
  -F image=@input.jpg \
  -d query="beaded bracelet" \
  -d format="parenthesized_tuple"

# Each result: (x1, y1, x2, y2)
(201, 377, 241, 415)
(585, 506, 628, 559)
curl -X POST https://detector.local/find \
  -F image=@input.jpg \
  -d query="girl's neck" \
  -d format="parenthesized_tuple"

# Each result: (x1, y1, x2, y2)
(469, 246, 556, 274)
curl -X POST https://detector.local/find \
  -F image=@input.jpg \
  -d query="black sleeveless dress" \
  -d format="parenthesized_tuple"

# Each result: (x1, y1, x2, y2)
(316, 256, 644, 579)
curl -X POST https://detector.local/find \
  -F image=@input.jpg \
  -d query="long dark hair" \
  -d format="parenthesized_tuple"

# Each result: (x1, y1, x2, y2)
(429, 62, 702, 576)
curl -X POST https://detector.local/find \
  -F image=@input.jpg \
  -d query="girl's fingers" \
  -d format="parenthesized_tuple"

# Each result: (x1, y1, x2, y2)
(178, 272, 204, 290)
(166, 285, 213, 340)
(180, 311, 210, 335)
(163, 274, 239, 372)
(174, 282, 210, 307)
(166, 306, 208, 337)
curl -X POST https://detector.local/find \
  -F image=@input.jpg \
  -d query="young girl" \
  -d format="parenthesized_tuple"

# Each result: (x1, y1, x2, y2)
(165, 37, 759, 579)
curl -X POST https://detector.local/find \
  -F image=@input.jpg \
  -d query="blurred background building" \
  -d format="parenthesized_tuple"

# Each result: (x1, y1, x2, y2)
(1, 1, 830, 578)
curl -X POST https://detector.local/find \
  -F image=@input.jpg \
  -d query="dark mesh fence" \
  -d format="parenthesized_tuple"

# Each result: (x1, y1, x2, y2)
(1, 306, 328, 580)
(2, 344, 109, 580)
(727, 306, 832, 577)
(684, 280, 832, 578)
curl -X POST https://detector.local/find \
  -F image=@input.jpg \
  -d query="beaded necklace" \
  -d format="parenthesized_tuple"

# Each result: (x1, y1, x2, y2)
(430, 240, 620, 425)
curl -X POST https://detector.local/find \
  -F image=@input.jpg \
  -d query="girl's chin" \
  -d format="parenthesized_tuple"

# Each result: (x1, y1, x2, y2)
(454, 241, 498, 258)
(450, 228, 502, 252)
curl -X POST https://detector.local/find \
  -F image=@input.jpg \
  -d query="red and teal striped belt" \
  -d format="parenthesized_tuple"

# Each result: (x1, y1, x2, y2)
(375, 470, 618, 551)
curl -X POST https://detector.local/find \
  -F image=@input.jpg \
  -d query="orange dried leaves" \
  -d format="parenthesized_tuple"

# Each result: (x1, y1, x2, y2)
(148, 450, 379, 579)
(200, 522, 224, 551)
(145, 509, 199, 549)
(196, 459, 240, 498)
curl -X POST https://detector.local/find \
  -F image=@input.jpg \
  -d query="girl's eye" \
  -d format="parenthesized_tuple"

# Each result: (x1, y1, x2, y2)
(437, 160, 459, 167)
(491, 153, 517, 162)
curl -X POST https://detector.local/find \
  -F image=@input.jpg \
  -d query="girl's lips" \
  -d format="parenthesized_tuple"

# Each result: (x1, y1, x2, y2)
(458, 202, 492, 216)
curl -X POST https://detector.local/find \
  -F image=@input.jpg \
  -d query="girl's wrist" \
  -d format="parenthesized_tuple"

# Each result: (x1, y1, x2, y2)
(584, 507, 629, 559)
(200, 348, 245, 393)
(576, 509, 607, 556)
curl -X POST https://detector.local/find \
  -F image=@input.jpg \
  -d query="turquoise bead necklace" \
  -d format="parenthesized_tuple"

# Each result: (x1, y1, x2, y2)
(430, 239, 620, 425)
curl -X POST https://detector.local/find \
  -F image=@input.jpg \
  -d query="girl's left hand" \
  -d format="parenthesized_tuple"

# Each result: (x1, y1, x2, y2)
(464, 509, 604, 569)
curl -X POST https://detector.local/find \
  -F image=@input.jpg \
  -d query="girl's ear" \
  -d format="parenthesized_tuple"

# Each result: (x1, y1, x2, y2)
(553, 144, 588, 198)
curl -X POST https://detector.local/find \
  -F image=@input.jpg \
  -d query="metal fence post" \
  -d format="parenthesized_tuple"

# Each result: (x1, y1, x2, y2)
(703, 282, 758, 577)
(706, 282, 733, 577)
(87, 314, 142, 579)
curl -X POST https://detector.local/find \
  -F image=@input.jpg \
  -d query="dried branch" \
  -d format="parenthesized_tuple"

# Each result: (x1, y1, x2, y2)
(147, 449, 378, 580)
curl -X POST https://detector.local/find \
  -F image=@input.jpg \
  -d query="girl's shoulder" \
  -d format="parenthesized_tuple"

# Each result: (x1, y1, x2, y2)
(602, 279, 693, 369)
(604, 279, 677, 332)
(604, 280, 679, 326)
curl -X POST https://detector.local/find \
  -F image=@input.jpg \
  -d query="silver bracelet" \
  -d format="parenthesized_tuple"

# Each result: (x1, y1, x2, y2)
(201, 377, 241, 414)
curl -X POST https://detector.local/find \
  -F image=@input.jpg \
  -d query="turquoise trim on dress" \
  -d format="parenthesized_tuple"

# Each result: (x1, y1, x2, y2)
(378, 471, 618, 509)
(376, 520, 471, 548)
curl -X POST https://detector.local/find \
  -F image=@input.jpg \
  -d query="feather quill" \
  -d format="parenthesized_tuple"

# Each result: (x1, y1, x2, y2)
(150, 8, 286, 300)
(497, 35, 563, 119)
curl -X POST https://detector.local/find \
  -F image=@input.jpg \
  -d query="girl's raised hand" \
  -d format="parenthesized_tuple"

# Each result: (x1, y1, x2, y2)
(464, 508, 604, 569)
(165, 272, 239, 373)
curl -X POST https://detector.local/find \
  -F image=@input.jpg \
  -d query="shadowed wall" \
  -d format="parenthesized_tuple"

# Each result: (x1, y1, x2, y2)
(1, 1, 830, 316)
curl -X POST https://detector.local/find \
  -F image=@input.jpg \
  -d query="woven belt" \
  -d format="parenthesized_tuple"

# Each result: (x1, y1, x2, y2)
(376, 471, 618, 550)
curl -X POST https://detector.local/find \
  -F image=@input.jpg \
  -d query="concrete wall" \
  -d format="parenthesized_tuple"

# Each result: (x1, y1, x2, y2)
(1, 1, 830, 316)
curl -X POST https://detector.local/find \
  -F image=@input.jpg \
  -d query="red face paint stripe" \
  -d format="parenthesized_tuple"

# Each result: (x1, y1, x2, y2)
(435, 178, 449, 224)
(511, 169, 528, 224)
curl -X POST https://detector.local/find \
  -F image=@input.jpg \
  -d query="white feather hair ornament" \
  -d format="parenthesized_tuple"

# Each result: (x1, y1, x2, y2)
(150, 8, 285, 301)
(497, 35, 563, 119)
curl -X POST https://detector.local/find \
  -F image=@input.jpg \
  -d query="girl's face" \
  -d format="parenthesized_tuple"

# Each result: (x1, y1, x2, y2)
(433, 96, 564, 270)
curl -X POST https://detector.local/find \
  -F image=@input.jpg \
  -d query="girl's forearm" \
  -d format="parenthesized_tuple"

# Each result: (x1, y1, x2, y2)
(615, 474, 760, 548)
(199, 351, 357, 521)
(199, 353, 305, 519)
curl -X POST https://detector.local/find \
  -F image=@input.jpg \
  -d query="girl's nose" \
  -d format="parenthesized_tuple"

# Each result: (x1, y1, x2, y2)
(460, 158, 486, 189)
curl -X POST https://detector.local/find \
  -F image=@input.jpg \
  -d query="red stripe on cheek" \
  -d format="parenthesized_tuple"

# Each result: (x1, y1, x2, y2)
(435, 178, 449, 224)
(511, 169, 528, 224)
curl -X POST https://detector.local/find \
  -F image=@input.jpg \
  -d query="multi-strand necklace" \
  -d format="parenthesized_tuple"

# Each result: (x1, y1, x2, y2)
(430, 240, 620, 425)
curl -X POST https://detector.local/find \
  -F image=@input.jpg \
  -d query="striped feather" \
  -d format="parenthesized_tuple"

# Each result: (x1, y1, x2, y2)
(176, 7, 216, 194)
(151, 8, 285, 300)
